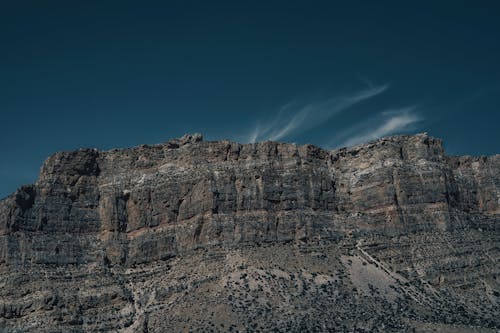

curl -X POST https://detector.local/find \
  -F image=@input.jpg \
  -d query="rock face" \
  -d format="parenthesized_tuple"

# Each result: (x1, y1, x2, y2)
(0, 133, 498, 332)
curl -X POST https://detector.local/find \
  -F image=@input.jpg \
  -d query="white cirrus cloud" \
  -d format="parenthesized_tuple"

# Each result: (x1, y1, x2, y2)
(245, 84, 388, 143)
(331, 106, 421, 148)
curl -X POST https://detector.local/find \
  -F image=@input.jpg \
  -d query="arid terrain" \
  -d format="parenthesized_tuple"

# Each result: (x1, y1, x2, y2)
(0, 133, 498, 332)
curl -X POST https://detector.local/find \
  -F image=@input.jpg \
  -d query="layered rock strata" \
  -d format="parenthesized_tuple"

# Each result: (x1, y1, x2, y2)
(0, 133, 498, 332)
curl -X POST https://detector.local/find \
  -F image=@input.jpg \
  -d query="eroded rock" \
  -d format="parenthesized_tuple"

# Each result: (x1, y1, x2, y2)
(0, 133, 498, 332)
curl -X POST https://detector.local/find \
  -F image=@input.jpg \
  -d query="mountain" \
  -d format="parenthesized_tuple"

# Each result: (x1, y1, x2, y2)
(0, 133, 498, 332)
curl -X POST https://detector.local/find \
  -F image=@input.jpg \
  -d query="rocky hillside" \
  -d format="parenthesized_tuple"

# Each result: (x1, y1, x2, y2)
(0, 133, 498, 332)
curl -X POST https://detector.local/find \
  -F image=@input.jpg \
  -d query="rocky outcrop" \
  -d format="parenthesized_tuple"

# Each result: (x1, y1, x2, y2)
(0, 133, 498, 332)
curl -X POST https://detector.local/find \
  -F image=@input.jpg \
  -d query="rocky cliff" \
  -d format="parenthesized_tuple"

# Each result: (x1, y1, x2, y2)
(0, 133, 498, 332)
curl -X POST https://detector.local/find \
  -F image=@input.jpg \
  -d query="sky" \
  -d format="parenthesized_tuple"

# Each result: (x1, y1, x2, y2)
(1, 1, 499, 198)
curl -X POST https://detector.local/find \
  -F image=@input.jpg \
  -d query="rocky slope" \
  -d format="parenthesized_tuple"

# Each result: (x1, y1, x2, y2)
(0, 133, 498, 332)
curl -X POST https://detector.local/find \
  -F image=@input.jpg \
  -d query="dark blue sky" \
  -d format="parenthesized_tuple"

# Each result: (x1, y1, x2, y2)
(1, 1, 499, 198)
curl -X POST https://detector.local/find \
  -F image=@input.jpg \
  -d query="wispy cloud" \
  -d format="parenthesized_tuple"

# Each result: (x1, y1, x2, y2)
(332, 107, 421, 148)
(246, 84, 388, 143)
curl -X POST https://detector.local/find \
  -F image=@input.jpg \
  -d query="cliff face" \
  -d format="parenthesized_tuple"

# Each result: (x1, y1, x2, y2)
(0, 133, 498, 332)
